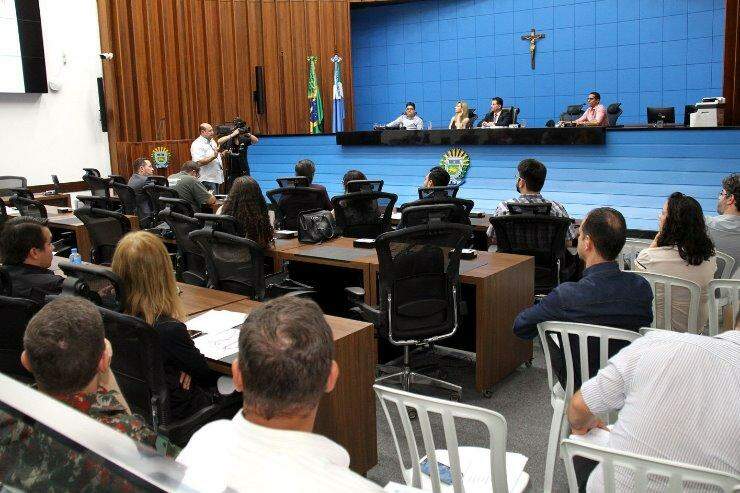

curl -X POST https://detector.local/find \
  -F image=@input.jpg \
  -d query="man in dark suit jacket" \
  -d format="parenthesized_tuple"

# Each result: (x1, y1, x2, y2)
(479, 97, 513, 127)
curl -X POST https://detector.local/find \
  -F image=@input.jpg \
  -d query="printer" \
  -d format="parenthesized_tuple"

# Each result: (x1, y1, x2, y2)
(690, 97, 725, 127)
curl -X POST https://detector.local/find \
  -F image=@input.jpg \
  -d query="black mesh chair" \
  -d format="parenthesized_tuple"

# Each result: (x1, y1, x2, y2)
(109, 174, 127, 185)
(194, 213, 240, 235)
(276, 176, 310, 188)
(266, 187, 329, 230)
(398, 203, 460, 228)
(7, 188, 34, 200)
(490, 215, 573, 295)
(146, 175, 169, 187)
(0, 266, 11, 296)
(0, 197, 8, 230)
(505, 202, 552, 215)
(560, 104, 584, 122)
(330, 191, 397, 238)
(0, 293, 39, 383)
(346, 180, 384, 193)
(0, 176, 27, 197)
(110, 182, 138, 215)
(345, 223, 472, 398)
(83, 174, 113, 198)
(11, 195, 47, 219)
(58, 260, 126, 311)
(467, 108, 478, 127)
(73, 207, 131, 265)
(143, 184, 180, 224)
(159, 209, 208, 287)
(505, 106, 520, 124)
(418, 185, 459, 199)
(93, 304, 240, 447)
(83, 168, 101, 177)
(190, 229, 313, 301)
(606, 102, 623, 127)
(399, 197, 473, 227)
(159, 197, 196, 217)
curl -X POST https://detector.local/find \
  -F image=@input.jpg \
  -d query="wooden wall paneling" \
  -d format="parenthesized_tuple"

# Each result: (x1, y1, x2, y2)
(96, 0, 120, 172)
(276, 1, 297, 134)
(130, 0, 153, 141)
(724, 0, 739, 125)
(336, 0, 354, 130)
(175, 1, 195, 137)
(218, 3, 238, 122)
(233, 1, 255, 130)
(246, 1, 267, 134)
(145, 0, 167, 140)
(290, 1, 309, 135)
(110, 0, 138, 142)
(203, 2, 224, 122)
(261, 0, 283, 134)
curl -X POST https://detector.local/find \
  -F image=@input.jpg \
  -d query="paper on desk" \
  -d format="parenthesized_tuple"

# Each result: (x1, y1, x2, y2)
(186, 310, 248, 335)
(391, 212, 402, 220)
(192, 328, 240, 360)
(6, 207, 19, 215)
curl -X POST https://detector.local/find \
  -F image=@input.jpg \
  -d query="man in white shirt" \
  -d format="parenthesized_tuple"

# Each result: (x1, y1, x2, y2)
(177, 296, 383, 493)
(190, 123, 239, 193)
(385, 102, 424, 130)
(706, 173, 739, 277)
(567, 329, 740, 492)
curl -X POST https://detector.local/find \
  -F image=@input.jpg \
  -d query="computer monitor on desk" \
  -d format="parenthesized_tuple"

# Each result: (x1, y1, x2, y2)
(647, 107, 675, 125)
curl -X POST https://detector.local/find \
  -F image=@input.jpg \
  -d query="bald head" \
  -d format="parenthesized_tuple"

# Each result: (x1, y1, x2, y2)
(199, 123, 214, 139)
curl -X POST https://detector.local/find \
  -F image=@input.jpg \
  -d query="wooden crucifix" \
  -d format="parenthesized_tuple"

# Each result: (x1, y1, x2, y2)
(521, 28, 545, 69)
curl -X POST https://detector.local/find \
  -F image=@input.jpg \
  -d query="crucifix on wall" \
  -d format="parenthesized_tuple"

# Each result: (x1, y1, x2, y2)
(521, 28, 545, 69)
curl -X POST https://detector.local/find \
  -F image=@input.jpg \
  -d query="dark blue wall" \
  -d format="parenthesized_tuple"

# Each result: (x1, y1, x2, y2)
(351, 0, 725, 129)
(249, 129, 739, 231)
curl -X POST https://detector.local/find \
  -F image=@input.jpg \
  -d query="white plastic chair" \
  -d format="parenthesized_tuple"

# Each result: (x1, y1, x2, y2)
(616, 238, 651, 270)
(561, 439, 740, 492)
(634, 271, 702, 333)
(374, 384, 529, 493)
(714, 250, 736, 280)
(707, 278, 740, 336)
(537, 322, 642, 493)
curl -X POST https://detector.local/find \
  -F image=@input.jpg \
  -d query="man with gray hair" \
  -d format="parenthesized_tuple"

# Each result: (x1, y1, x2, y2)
(177, 296, 382, 492)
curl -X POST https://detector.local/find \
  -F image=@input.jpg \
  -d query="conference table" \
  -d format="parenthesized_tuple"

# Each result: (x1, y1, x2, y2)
(7, 205, 139, 262)
(271, 236, 534, 396)
(178, 283, 377, 475)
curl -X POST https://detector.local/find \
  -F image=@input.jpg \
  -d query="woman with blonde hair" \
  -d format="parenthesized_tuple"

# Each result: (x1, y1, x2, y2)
(112, 231, 220, 420)
(448, 101, 471, 129)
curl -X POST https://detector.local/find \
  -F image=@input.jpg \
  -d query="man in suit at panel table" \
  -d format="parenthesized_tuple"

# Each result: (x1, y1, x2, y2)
(479, 97, 513, 128)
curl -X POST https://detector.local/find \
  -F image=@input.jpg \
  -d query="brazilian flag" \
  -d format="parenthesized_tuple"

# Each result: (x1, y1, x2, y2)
(307, 56, 324, 134)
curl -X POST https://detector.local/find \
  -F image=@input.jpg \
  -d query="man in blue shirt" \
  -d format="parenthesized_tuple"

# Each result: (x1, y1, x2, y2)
(513, 207, 653, 389)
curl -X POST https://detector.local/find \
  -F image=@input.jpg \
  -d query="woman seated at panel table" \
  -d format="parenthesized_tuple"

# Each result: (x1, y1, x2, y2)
(112, 231, 236, 421)
(217, 176, 274, 250)
(634, 192, 717, 331)
(448, 101, 471, 129)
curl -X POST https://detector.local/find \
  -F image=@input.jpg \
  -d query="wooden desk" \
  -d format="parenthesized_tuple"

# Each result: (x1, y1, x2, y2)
(185, 296, 377, 475)
(274, 237, 534, 395)
(177, 283, 248, 316)
(7, 206, 140, 262)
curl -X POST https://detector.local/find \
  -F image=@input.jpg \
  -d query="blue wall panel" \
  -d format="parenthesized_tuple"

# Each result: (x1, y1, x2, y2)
(351, 0, 724, 129)
(248, 130, 739, 232)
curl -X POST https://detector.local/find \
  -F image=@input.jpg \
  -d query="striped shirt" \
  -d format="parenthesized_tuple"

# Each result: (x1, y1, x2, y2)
(581, 330, 740, 492)
(488, 193, 577, 240)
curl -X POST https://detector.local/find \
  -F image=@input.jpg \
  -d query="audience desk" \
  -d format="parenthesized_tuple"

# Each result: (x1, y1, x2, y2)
(272, 237, 534, 395)
(8, 206, 139, 262)
(179, 283, 377, 475)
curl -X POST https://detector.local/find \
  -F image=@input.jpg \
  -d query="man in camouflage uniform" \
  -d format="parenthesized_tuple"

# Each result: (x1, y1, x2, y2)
(0, 297, 178, 491)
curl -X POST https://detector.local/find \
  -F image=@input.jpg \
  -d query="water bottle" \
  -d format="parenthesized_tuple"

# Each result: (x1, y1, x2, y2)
(69, 248, 82, 264)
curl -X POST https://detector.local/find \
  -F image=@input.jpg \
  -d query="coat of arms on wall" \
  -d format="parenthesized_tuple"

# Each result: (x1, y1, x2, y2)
(151, 146, 172, 169)
(439, 148, 471, 186)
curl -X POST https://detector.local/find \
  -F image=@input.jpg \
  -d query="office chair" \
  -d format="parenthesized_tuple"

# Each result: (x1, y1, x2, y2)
(505, 202, 552, 215)
(266, 187, 329, 230)
(110, 182, 138, 216)
(275, 176, 310, 188)
(58, 260, 127, 312)
(7, 188, 34, 201)
(143, 183, 180, 224)
(490, 215, 573, 295)
(399, 197, 474, 228)
(467, 108, 478, 127)
(398, 204, 463, 231)
(73, 207, 132, 265)
(0, 176, 27, 197)
(82, 168, 101, 177)
(0, 266, 11, 296)
(194, 213, 240, 235)
(10, 195, 47, 219)
(505, 106, 520, 124)
(159, 209, 208, 287)
(80, 174, 121, 212)
(108, 174, 127, 185)
(345, 180, 384, 193)
(606, 102, 623, 126)
(0, 292, 40, 383)
(189, 229, 313, 301)
(560, 104, 584, 122)
(345, 223, 473, 399)
(94, 304, 240, 447)
(146, 175, 169, 187)
(82, 174, 112, 198)
(159, 196, 196, 217)
(330, 191, 398, 238)
(0, 197, 7, 231)
(418, 185, 460, 199)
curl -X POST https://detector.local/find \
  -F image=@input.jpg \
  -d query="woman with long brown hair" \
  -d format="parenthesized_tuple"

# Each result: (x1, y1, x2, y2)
(219, 176, 274, 249)
(112, 231, 221, 420)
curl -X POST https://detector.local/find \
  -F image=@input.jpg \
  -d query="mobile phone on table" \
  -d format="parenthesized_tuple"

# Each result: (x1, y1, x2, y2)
(420, 457, 456, 485)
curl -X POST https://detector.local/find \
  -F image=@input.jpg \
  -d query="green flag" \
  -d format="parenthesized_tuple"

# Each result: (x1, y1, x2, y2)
(307, 56, 324, 134)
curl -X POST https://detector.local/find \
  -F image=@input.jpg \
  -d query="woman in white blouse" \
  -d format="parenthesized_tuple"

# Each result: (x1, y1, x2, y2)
(448, 101, 471, 129)
(635, 192, 717, 331)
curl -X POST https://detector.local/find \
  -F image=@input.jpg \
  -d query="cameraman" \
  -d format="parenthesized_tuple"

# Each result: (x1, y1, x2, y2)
(220, 119, 259, 180)
(190, 123, 249, 193)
